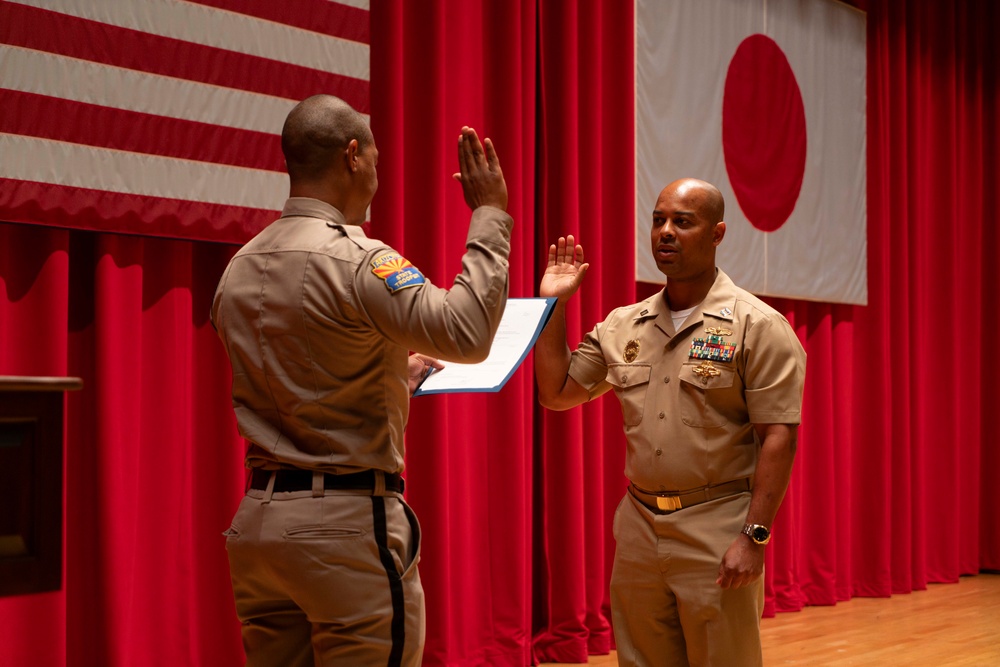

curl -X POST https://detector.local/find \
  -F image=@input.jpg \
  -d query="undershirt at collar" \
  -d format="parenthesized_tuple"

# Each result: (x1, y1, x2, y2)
(670, 305, 699, 332)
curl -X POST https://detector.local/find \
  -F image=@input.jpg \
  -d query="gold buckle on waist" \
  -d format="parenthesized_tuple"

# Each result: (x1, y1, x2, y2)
(656, 495, 682, 511)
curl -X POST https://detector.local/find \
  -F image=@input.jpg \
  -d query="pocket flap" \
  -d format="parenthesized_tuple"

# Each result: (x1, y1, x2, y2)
(607, 363, 652, 389)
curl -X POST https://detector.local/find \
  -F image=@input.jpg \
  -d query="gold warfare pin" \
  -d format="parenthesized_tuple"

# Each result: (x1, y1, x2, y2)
(693, 360, 722, 381)
(624, 339, 640, 363)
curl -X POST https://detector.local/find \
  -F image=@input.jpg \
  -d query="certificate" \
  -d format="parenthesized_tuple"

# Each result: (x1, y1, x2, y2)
(413, 297, 557, 395)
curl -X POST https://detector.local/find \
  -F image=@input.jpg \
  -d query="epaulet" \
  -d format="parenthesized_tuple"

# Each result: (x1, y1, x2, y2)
(332, 222, 385, 253)
(329, 224, 427, 293)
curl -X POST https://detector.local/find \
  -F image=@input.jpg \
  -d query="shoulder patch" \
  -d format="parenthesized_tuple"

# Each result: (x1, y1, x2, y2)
(370, 252, 425, 293)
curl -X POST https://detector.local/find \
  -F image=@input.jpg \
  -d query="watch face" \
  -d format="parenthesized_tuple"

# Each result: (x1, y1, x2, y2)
(752, 526, 770, 542)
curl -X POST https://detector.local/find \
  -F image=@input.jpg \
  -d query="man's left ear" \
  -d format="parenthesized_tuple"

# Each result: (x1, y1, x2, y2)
(714, 221, 727, 246)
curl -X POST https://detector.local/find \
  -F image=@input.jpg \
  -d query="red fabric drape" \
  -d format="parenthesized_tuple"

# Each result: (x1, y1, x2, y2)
(851, 0, 999, 586)
(530, 0, 633, 662)
(0, 1, 997, 666)
(369, 1, 538, 664)
(0, 225, 246, 665)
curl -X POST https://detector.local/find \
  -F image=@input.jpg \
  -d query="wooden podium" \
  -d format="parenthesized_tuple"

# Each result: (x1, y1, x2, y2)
(0, 376, 82, 597)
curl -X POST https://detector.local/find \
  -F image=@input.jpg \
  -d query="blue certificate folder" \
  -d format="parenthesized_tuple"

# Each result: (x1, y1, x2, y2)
(413, 297, 558, 395)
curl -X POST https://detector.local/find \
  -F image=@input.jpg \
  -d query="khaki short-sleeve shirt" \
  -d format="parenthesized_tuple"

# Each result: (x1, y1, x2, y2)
(212, 198, 512, 474)
(568, 270, 806, 492)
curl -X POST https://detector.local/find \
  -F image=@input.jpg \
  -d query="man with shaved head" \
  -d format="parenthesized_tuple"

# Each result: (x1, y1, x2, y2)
(535, 178, 806, 665)
(212, 94, 512, 666)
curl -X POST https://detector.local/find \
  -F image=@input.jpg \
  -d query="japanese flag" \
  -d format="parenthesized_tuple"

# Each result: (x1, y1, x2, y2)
(636, 0, 867, 305)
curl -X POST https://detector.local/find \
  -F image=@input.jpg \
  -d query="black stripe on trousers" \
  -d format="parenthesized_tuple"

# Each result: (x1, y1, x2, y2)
(372, 496, 405, 667)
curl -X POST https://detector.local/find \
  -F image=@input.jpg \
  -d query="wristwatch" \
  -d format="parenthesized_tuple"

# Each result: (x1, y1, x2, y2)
(742, 523, 771, 545)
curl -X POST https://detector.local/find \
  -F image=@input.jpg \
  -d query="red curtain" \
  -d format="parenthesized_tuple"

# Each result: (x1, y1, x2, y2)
(0, 1, 997, 666)
(0, 226, 246, 665)
(762, 0, 1000, 611)
(529, 0, 633, 661)
(370, 1, 538, 664)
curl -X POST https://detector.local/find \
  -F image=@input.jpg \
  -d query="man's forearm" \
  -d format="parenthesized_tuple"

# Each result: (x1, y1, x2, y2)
(534, 302, 576, 409)
(745, 424, 797, 529)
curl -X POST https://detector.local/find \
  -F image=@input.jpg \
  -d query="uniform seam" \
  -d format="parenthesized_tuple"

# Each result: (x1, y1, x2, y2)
(257, 253, 286, 447)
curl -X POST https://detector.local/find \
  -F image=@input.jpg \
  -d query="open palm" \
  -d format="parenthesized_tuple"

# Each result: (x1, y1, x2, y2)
(540, 235, 589, 299)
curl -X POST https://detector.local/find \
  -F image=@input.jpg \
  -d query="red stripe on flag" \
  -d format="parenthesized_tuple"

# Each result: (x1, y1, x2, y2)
(0, 178, 277, 245)
(0, 89, 285, 172)
(190, 0, 369, 45)
(0, 3, 369, 113)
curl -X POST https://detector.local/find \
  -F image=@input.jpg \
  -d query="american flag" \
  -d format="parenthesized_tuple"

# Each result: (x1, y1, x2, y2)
(0, 0, 370, 243)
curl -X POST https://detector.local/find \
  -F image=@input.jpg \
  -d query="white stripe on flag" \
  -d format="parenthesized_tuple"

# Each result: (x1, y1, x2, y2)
(9, 0, 370, 79)
(1, 46, 301, 135)
(1, 133, 288, 211)
(332, 0, 370, 10)
(1, 0, 370, 240)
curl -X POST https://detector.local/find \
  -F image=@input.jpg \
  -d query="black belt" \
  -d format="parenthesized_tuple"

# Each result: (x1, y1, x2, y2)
(629, 477, 750, 514)
(249, 468, 404, 494)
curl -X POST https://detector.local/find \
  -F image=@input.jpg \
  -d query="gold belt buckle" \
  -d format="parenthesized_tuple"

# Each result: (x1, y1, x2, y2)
(656, 495, 682, 511)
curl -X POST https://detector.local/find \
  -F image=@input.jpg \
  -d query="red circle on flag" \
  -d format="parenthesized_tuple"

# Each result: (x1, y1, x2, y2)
(722, 35, 806, 232)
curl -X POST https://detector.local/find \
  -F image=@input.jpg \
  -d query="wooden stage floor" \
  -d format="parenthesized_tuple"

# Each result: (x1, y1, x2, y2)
(538, 572, 1000, 666)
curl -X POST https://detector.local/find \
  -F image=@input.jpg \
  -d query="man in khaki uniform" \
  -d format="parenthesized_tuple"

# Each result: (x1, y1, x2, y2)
(535, 178, 806, 666)
(212, 95, 511, 666)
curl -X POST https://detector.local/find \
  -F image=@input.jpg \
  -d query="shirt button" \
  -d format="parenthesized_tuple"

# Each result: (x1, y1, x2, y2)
(658, 412, 665, 419)
(655, 448, 662, 456)
(663, 377, 670, 383)
(622, 375, 628, 383)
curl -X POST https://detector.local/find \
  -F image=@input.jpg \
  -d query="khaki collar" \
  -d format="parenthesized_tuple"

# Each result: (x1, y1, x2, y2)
(635, 269, 739, 338)
(279, 197, 353, 227)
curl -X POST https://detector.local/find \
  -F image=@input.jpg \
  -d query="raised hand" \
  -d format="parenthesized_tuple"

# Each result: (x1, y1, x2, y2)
(452, 126, 508, 212)
(540, 235, 589, 301)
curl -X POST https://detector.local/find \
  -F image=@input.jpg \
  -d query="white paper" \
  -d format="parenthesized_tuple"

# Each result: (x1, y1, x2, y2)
(413, 297, 557, 395)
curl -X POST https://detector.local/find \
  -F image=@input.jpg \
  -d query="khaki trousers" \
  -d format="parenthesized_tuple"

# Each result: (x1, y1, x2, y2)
(225, 482, 424, 666)
(611, 491, 763, 667)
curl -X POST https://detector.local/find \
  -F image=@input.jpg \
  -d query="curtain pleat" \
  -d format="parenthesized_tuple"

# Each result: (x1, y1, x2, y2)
(530, 0, 633, 661)
(0, 227, 245, 665)
(370, 1, 538, 665)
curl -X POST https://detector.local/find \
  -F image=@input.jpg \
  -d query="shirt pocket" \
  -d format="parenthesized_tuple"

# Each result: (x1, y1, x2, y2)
(607, 363, 652, 427)
(677, 362, 737, 428)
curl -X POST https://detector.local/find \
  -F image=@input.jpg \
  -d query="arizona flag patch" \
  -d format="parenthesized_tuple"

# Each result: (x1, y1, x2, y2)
(371, 252, 426, 293)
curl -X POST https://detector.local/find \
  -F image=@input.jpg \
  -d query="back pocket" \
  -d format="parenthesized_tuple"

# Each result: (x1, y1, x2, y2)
(283, 524, 366, 540)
